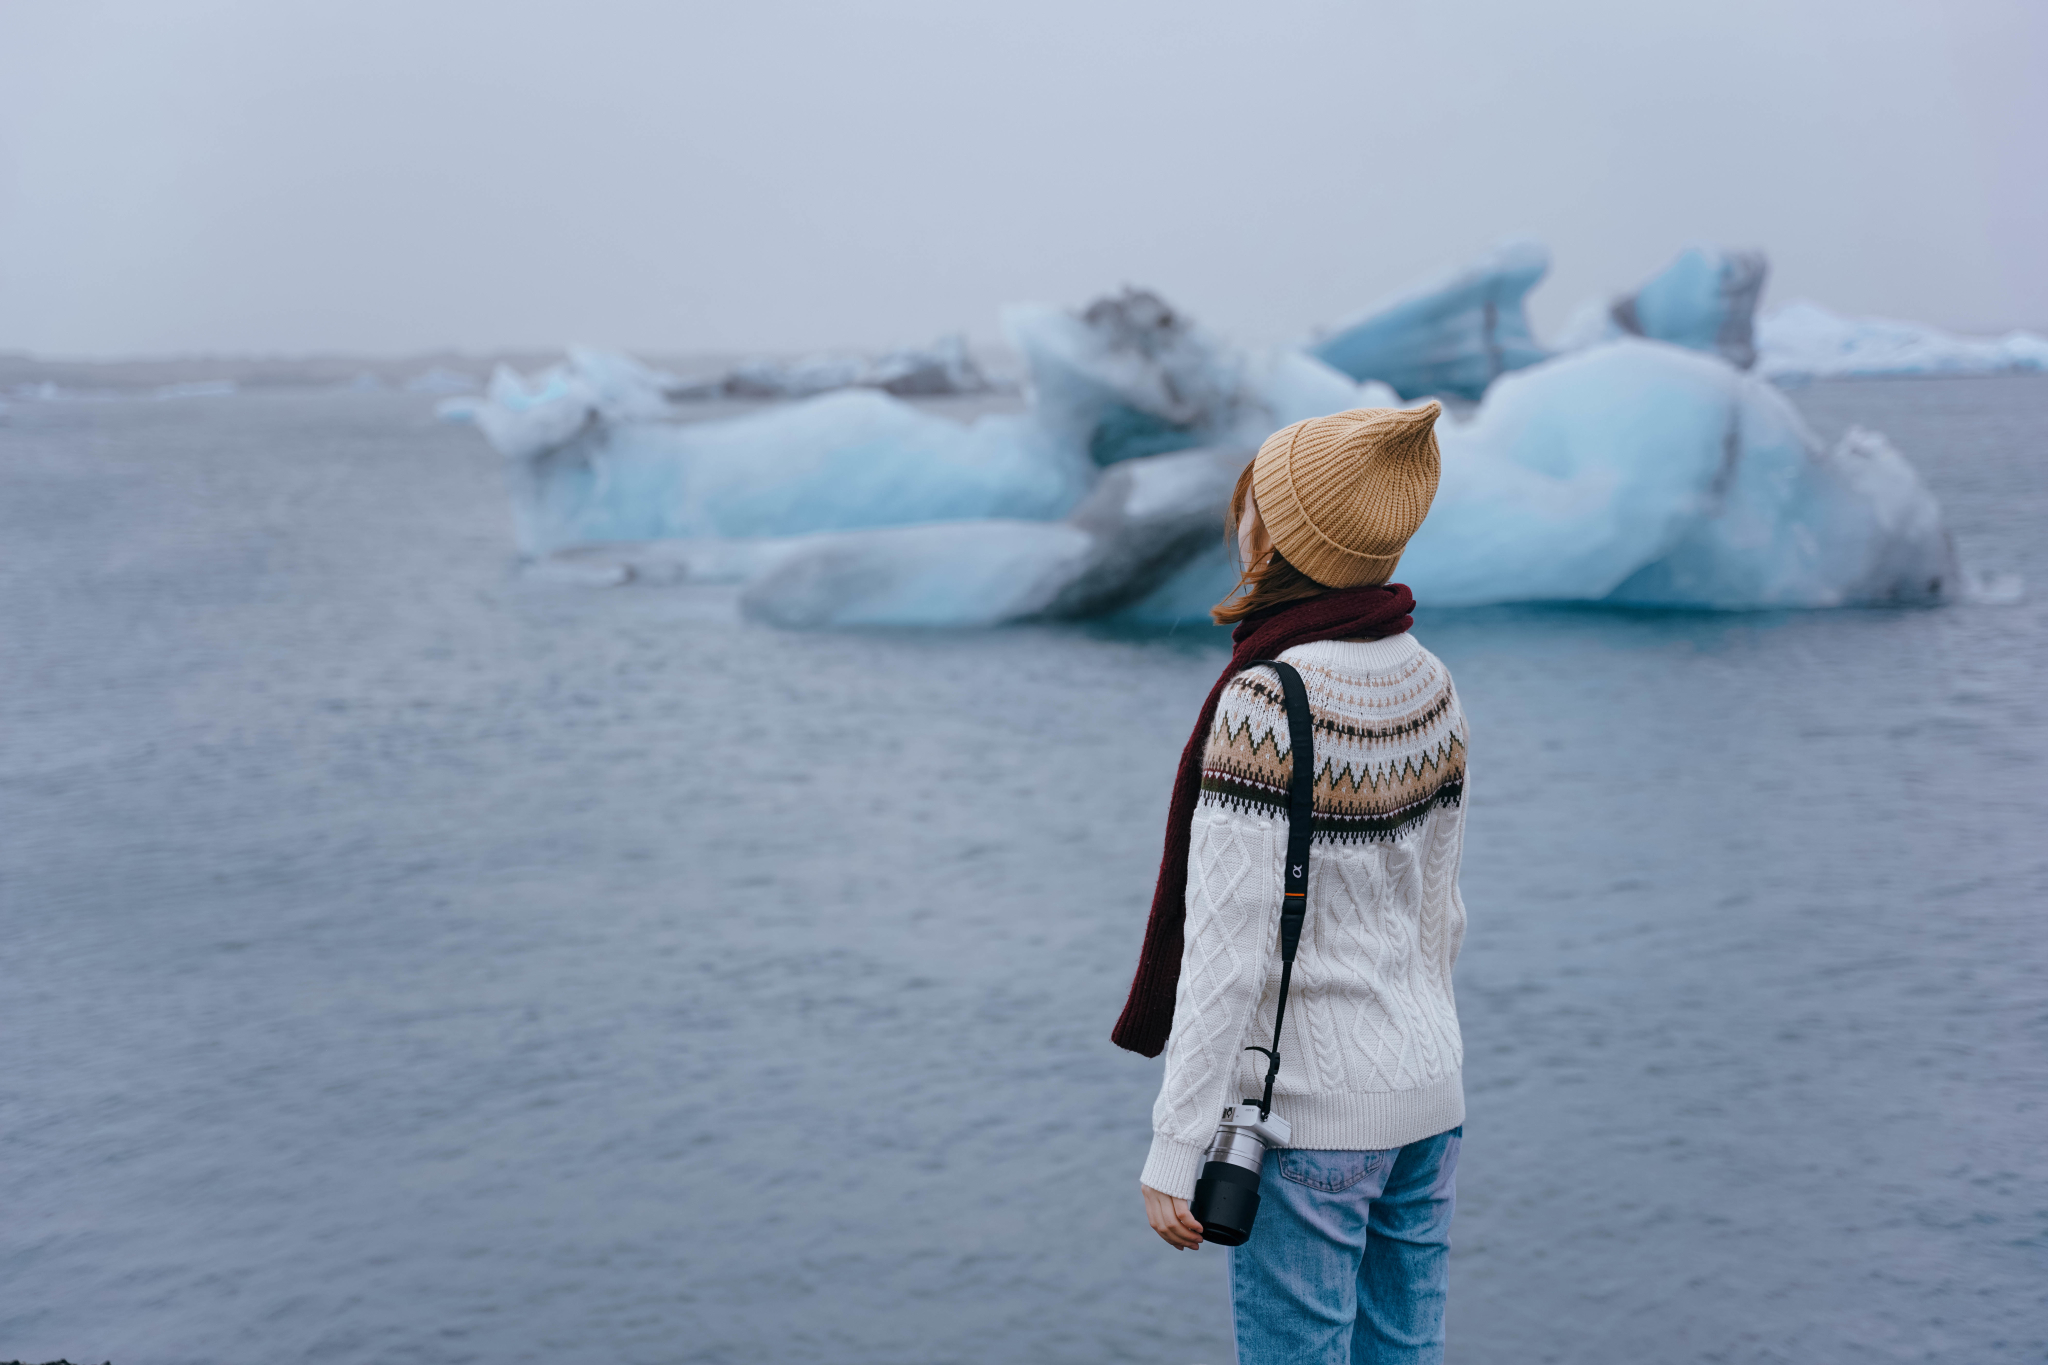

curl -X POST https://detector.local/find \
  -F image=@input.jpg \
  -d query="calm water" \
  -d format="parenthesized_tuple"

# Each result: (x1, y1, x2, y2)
(3, 379, 2044, 1364)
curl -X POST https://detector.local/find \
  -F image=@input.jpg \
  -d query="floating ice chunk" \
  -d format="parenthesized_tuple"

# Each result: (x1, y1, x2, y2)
(1605, 421, 1953, 608)
(509, 388, 1092, 556)
(566, 345, 675, 421)
(1613, 248, 1767, 369)
(1005, 289, 1247, 465)
(435, 395, 484, 423)
(1556, 248, 1769, 368)
(1311, 241, 1550, 400)
(474, 363, 597, 464)
(1037, 444, 1249, 617)
(1399, 341, 1955, 608)
(739, 444, 1251, 627)
(741, 521, 1095, 627)
(467, 347, 676, 463)
(1756, 302, 2048, 381)
(1002, 290, 1383, 468)
(745, 341, 1957, 626)
(1558, 248, 1767, 367)
(483, 293, 1385, 568)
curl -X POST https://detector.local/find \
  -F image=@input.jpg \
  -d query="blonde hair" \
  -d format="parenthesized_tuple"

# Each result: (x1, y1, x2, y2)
(1211, 461, 1331, 625)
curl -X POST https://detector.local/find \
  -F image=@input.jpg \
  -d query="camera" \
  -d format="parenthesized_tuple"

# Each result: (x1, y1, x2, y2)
(1188, 1104, 1291, 1246)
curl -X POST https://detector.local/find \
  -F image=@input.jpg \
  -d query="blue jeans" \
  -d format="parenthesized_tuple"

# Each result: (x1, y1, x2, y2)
(1228, 1127, 1462, 1365)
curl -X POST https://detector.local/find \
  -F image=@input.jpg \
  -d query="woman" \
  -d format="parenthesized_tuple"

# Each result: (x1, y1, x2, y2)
(1113, 402, 1470, 1365)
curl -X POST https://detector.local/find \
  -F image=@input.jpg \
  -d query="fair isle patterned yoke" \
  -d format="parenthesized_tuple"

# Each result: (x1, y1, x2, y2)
(1198, 637, 1466, 844)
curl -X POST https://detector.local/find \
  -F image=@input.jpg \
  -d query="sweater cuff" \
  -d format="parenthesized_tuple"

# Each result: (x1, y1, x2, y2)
(1140, 1134, 1211, 1202)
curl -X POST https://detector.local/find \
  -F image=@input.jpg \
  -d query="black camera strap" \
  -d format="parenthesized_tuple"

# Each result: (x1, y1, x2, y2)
(1243, 659, 1315, 1121)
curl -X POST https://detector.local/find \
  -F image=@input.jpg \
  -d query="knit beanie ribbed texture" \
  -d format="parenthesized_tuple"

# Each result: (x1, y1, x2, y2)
(1251, 402, 1444, 587)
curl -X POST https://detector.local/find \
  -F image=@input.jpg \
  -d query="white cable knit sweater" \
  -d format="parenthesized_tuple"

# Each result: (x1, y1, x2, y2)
(1140, 633, 1470, 1201)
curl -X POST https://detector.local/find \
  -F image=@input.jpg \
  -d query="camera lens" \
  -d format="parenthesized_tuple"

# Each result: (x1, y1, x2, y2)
(1189, 1160, 1261, 1246)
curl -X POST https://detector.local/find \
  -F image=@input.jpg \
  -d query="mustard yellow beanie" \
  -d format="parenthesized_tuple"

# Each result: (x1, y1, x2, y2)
(1250, 401, 1443, 588)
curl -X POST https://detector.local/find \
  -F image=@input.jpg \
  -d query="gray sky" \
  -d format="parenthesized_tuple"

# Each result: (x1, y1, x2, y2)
(2, 0, 2042, 358)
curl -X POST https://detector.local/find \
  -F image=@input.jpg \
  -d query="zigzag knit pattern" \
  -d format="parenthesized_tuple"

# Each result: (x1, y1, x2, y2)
(1200, 639, 1466, 843)
(1140, 633, 1470, 1202)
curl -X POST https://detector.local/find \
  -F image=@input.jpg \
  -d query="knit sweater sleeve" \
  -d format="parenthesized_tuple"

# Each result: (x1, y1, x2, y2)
(1139, 675, 1285, 1200)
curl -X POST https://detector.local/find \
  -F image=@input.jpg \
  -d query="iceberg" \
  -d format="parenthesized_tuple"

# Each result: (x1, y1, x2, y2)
(1756, 302, 2048, 381)
(469, 346, 676, 463)
(460, 273, 1966, 627)
(1399, 341, 1953, 608)
(473, 293, 1388, 560)
(1557, 247, 1767, 369)
(738, 340, 1957, 627)
(740, 443, 1250, 627)
(1004, 287, 1393, 465)
(1310, 241, 1550, 400)
(509, 387, 1090, 556)
(1004, 288, 1247, 465)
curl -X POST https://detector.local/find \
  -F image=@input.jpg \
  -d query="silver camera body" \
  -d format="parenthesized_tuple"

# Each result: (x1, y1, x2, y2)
(1189, 1104, 1292, 1245)
(1205, 1104, 1291, 1173)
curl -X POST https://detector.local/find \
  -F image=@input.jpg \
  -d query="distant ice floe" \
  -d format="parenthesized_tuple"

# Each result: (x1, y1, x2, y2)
(668, 334, 992, 400)
(1311, 240, 1550, 400)
(1555, 247, 1768, 369)
(1755, 302, 2048, 382)
(462, 245, 2002, 624)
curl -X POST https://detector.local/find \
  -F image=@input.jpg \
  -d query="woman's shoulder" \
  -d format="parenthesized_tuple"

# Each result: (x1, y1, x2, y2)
(1273, 634, 1465, 747)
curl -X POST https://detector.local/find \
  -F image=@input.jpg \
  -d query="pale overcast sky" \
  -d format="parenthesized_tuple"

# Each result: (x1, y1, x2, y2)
(1, 0, 2042, 358)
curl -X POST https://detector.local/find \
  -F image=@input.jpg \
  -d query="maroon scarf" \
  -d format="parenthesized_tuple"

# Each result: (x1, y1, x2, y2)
(1110, 583, 1416, 1057)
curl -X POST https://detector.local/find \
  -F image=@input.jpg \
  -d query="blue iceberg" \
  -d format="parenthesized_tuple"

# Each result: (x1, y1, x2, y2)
(740, 443, 1249, 627)
(470, 301, 1387, 558)
(1557, 247, 1768, 369)
(738, 340, 1958, 627)
(455, 266, 1969, 627)
(1310, 241, 1550, 400)
(1004, 289, 1245, 465)
(1399, 341, 1952, 608)
(510, 387, 1087, 556)
(1004, 288, 1389, 464)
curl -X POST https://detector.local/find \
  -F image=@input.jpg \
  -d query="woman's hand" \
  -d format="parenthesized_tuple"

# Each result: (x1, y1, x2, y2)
(1142, 1182, 1205, 1250)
